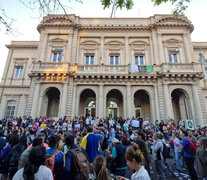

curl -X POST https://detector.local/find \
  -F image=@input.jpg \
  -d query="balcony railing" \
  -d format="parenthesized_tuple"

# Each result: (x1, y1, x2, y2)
(32, 62, 69, 73)
(31, 62, 202, 75)
(161, 63, 201, 73)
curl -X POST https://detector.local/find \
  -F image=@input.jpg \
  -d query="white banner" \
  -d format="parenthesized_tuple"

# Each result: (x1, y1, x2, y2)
(186, 120, 195, 130)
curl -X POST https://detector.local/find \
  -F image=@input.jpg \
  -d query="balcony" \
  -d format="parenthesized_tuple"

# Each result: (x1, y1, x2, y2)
(32, 62, 70, 74)
(31, 62, 202, 76)
(160, 63, 202, 73)
(75, 64, 130, 74)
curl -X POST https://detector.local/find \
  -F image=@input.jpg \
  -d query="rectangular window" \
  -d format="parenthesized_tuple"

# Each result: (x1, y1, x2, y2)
(168, 49, 179, 63)
(14, 65, 24, 79)
(84, 55, 94, 71)
(135, 56, 145, 65)
(5, 101, 16, 118)
(110, 55, 120, 71)
(52, 49, 63, 62)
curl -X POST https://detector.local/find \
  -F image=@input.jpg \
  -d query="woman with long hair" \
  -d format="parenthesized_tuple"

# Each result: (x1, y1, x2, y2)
(118, 144, 150, 180)
(0, 134, 19, 180)
(135, 139, 151, 175)
(9, 135, 27, 179)
(196, 137, 207, 180)
(93, 155, 110, 180)
(13, 145, 53, 180)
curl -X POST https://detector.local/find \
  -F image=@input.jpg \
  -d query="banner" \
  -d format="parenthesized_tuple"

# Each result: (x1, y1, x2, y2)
(186, 120, 195, 130)
(130, 64, 153, 73)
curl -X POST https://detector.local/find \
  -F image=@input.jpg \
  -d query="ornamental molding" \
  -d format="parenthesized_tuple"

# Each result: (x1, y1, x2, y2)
(6, 44, 38, 49)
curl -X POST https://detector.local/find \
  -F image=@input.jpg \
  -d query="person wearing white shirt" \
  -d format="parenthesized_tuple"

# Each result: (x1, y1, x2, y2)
(117, 144, 150, 180)
(123, 122, 129, 131)
(13, 146, 53, 180)
(85, 117, 90, 127)
(132, 119, 139, 130)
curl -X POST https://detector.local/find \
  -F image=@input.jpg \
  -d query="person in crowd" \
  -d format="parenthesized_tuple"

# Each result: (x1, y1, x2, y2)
(181, 130, 198, 180)
(135, 139, 151, 175)
(93, 155, 110, 180)
(26, 129, 35, 146)
(63, 133, 79, 179)
(0, 135, 19, 180)
(27, 132, 49, 149)
(9, 135, 27, 179)
(46, 134, 64, 179)
(196, 137, 207, 180)
(168, 132, 182, 172)
(188, 130, 197, 143)
(81, 126, 100, 165)
(111, 138, 127, 176)
(18, 137, 43, 169)
(13, 145, 53, 180)
(126, 144, 150, 180)
(0, 129, 6, 151)
(149, 132, 166, 180)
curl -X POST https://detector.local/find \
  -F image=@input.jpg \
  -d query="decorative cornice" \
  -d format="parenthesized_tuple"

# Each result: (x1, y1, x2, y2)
(6, 44, 38, 49)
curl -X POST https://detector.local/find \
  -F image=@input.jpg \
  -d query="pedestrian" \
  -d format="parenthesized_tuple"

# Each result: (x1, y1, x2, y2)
(13, 145, 53, 180)
(93, 155, 110, 180)
(81, 126, 100, 166)
(196, 137, 207, 180)
(149, 132, 166, 180)
(111, 138, 127, 176)
(169, 132, 182, 172)
(181, 130, 198, 180)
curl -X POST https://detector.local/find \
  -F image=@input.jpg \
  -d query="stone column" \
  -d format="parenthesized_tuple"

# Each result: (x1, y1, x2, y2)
(31, 83, 40, 118)
(163, 84, 173, 120)
(0, 96, 7, 119)
(126, 85, 132, 118)
(60, 83, 68, 117)
(123, 90, 127, 119)
(158, 33, 165, 63)
(103, 97, 106, 118)
(100, 36, 104, 64)
(37, 95, 43, 117)
(40, 33, 48, 61)
(154, 85, 160, 120)
(75, 89, 80, 116)
(125, 36, 129, 65)
(68, 32, 73, 63)
(150, 97, 156, 124)
(183, 33, 191, 63)
(98, 84, 104, 118)
(149, 36, 154, 65)
(192, 84, 203, 126)
(71, 85, 76, 118)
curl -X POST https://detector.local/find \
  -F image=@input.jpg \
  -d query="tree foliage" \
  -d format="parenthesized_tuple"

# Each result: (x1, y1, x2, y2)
(0, 0, 82, 33)
(0, 0, 192, 33)
(101, 0, 192, 16)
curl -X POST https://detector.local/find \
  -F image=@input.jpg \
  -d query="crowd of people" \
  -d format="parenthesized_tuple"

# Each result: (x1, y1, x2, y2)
(0, 116, 206, 180)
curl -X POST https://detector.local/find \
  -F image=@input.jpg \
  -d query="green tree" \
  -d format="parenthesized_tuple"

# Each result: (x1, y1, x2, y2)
(101, 0, 192, 16)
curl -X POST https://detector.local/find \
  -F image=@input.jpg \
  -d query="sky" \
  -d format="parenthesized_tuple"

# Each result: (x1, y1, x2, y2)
(0, 0, 207, 80)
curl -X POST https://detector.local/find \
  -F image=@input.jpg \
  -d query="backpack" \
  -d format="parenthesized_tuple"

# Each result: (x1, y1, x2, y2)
(184, 138, 197, 156)
(162, 143, 172, 160)
(70, 149, 90, 180)
(101, 135, 108, 150)
(45, 150, 60, 174)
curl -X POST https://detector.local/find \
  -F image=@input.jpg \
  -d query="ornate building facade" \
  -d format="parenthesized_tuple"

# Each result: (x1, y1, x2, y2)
(0, 14, 207, 126)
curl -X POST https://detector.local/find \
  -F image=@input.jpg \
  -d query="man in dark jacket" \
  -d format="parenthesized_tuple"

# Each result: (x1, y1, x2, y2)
(63, 133, 81, 179)
(0, 130, 6, 151)
(111, 138, 127, 176)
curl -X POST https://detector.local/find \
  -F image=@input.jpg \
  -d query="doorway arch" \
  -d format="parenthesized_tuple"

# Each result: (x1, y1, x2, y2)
(79, 89, 96, 117)
(106, 89, 123, 118)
